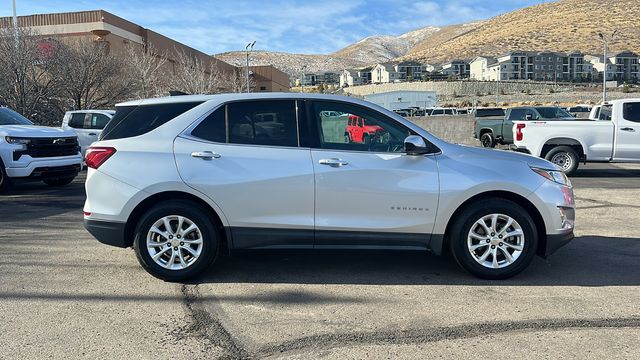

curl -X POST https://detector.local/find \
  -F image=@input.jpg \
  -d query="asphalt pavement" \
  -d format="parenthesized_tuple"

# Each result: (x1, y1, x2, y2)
(0, 163, 638, 359)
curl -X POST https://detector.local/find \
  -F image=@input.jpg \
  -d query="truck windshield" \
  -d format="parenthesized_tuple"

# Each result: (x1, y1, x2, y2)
(0, 108, 34, 125)
(536, 107, 574, 119)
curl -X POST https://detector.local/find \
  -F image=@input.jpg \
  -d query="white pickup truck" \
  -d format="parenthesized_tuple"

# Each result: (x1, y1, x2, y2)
(512, 98, 640, 175)
(0, 107, 83, 192)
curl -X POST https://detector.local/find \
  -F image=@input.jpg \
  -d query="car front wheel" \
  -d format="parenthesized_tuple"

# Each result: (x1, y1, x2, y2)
(450, 199, 538, 279)
(133, 200, 218, 282)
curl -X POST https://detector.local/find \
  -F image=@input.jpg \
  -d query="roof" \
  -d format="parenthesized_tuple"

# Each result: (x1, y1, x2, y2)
(117, 93, 376, 107)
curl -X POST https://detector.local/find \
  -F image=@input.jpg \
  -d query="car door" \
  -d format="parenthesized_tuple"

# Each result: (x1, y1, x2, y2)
(613, 102, 640, 161)
(86, 113, 111, 145)
(65, 112, 92, 153)
(308, 100, 440, 249)
(174, 100, 315, 249)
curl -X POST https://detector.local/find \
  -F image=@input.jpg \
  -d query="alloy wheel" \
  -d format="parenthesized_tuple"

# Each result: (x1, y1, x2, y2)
(146, 215, 203, 270)
(467, 213, 525, 269)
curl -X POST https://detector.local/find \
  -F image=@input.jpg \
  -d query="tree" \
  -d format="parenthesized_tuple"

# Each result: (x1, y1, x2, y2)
(51, 38, 136, 110)
(125, 42, 167, 98)
(0, 27, 63, 124)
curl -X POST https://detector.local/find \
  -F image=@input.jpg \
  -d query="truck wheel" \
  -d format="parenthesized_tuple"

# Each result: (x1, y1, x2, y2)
(362, 134, 371, 144)
(450, 199, 538, 280)
(545, 146, 579, 175)
(480, 132, 496, 148)
(0, 162, 10, 193)
(344, 133, 351, 143)
(43, 177, 75, 187)
(133, 200, 219, 282)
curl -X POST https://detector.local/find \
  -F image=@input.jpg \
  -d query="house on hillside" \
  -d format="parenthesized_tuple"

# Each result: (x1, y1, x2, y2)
(371, 63, 400, 83)
(470, 56, 498, 80)
(339, 67, 372, 87)
(441, 60, 470, 78)
(396, 61, 426, 81)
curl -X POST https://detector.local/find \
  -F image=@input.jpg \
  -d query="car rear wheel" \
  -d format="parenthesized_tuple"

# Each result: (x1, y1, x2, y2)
(545, 146, 579, 175)
(480, 132, 496, 148)
(43, 177, 75, 187)
(450, 199, 538, 279)
(133, 200, 218, 282)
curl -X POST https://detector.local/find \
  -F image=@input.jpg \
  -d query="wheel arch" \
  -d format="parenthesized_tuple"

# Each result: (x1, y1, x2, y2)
(541, 137, 586, 159)
(124, 191, 230, 252)
(441, 190, 548, 257)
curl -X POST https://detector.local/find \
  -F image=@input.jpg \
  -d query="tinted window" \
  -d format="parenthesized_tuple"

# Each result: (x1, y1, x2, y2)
(312, 101, 413, 153)
(101, 102, 202, 140)
(191, 107, 226, 143)
(227, 100, 298, 147)
(508, 109, 526, 120)
(88, 113, 111, 130)
(536, 107, 574, 119)
(0, 108, 32, 125)
(69, 113, 85, 128)
(475, 108, 505, 117)
(599, 106, 612, 121)
(623, 102, 640, 122)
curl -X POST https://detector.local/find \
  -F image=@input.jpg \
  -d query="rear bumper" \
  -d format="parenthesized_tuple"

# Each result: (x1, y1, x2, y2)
(510, 145, 531, 154)
(544, 230, 574, 257)
(84, 219, 129, 248)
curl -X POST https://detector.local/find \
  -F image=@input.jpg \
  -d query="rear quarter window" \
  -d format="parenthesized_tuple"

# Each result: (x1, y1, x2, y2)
(101, 102, 202, 140)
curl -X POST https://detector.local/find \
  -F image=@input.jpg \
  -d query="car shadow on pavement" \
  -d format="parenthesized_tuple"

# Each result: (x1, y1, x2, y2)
(572, 168, 640, 178)
(192, 235, 640, 287)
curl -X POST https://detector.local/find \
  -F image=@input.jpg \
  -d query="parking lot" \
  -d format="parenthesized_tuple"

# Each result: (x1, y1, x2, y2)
(1, 163, 639, 359)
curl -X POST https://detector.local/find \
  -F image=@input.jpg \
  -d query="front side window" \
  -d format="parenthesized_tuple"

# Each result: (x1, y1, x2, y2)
(508, 109, 526, 121)
(311, 101, 413, 153)
(86, 113, 111, 130)
(69, 113, 86, 128)
(227, 100, 298, 147)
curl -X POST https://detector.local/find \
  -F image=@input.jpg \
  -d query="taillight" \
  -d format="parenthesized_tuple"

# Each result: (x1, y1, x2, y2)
(516, 123, 526, 141)
(85, 147, 116, 169)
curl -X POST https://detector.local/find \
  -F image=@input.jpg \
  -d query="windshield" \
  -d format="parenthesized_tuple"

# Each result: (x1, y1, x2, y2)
(0, 108, 34, 125)
(536, 107, 574, 119)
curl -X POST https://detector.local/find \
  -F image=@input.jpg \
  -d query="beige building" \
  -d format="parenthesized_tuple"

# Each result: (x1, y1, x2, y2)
(0, 10, 288, 92)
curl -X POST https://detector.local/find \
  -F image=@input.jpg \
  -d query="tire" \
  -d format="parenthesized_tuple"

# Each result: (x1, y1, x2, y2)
(0, 161, 10, 194)
(480, 132, 496, 148)
(43, 176, 75, 187)
(133, 200, 219, 282)
(362, 134, 371, 144)
(545, 146, 579, 175)
(450, 199, 538, 280)
(344, 133, 351, 143)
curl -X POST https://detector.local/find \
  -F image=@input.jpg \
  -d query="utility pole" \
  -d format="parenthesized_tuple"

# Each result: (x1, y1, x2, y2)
(12, 0, 17, 30)
(599, 31, 618, 103)
(301, 65, 307, 93)
(245, 41, 255, 93)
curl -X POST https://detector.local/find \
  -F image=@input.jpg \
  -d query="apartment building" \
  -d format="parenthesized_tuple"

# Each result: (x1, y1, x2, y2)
(372, 63, 400, 83)
(611, 51, 640, 82)
(339, 68, 372, 87)
(441, 60, 470, 78)
(472, 51, 593, 82)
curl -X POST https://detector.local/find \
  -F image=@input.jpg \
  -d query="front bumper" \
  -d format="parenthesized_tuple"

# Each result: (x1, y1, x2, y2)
(5, 155, 83, 178)
(544, 230, 575, 257)
(84, 219, 129, 248)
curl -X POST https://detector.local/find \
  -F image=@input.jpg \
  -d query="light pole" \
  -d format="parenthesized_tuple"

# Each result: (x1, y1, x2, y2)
(12, 0, 17, 30)
(301, 65, 307, 93)
(598, 30, 617, 103)
(245, 41, 255, 93)
(492, 67, 500, 107)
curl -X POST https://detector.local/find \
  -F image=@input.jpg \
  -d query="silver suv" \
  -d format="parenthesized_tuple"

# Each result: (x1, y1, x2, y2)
(83, 93, 575, 281)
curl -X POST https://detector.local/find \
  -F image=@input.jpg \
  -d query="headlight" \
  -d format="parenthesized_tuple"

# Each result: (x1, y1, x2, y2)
(530, 166, 572, 187)
(5, 136, 31, 145)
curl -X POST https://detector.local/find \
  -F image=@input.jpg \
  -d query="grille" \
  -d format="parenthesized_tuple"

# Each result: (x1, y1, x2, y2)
(14, 137, 79, 160)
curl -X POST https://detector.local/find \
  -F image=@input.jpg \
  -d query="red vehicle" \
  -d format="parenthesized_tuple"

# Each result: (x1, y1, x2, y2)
(345, 115, 384, 143)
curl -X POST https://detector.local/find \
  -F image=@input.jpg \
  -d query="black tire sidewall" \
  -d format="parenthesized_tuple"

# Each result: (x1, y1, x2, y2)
(545, 146, 579, 175)
(133, 201, 218, 282)
(480, 133, 494, 148)
(0, 160, 8, 193)
(450, 199, 538, 280)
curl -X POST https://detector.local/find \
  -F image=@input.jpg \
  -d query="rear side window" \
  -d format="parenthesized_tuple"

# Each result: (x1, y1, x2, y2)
(508, 109, 526, 120)
(101, 102, 202, 140)
(227, 100, 298, 147)
(69, 113, 85, 128)
(87, 113, 111, 130)
(623, 102, 640, 122)
(191, 107, 225, 143)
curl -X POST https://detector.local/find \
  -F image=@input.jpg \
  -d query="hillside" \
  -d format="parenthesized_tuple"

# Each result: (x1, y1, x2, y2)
(215, 51, 366, 79)
(403, 0, 640, 63)
(331, 26, 440, 64)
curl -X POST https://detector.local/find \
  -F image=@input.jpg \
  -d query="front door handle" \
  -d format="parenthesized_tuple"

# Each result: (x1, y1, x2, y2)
(191, 151, 221, 160)
(88, 133, 97, 136)
(621, 127, 635, 132)
(318, 158, 349, 167)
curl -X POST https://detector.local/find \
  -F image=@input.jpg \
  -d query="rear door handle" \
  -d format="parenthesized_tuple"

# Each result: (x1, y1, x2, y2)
(318, 158, 349, 167)
(621, 127, 635, 132)
(191, 151, 221, 160)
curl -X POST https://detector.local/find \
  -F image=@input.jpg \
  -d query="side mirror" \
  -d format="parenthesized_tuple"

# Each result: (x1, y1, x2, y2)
(525, 114, 533, 120)
(404, 135, 431, 155)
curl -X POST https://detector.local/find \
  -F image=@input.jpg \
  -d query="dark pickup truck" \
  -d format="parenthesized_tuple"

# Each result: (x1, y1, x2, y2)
(474, 106, 575, 148)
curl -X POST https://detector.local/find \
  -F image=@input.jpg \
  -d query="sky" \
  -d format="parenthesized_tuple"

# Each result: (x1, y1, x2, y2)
(0, 0, 547, 54)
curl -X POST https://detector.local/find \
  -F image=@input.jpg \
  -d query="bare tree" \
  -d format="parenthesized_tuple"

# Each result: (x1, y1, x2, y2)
(167, 49, 250, 94)
(0, 27, 63, 124)
(51, 39, 136, 110)
(125, 42, 168, 98)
